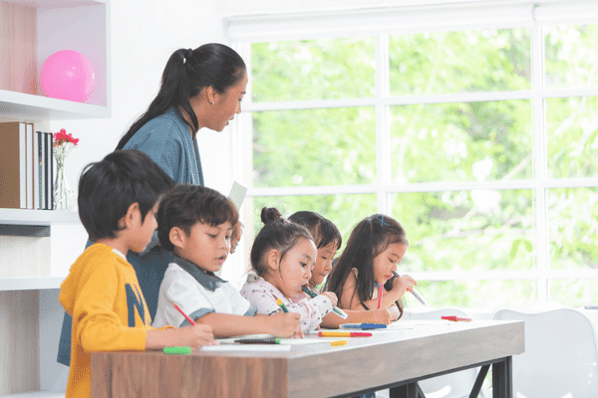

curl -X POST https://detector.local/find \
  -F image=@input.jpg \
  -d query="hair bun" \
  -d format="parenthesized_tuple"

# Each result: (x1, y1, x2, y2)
(260, 207, 283, 225)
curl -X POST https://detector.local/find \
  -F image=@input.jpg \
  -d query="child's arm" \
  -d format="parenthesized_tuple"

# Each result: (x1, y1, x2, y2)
(320, 307, 398, 328)
(196, 312, 302, 338)
(145, 324, 215, 349)
(339, 270, 414, 311)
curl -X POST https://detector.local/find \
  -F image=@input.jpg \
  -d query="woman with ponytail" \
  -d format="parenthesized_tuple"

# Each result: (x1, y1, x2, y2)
(116, 43, 247, 319)
(57, 43, 248, 367)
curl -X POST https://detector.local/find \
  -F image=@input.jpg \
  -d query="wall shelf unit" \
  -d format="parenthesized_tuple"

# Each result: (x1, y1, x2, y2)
(0, 0, 110, 396)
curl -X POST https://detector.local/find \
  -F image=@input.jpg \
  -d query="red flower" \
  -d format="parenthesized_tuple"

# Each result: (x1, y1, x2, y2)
(53, 129, 79, 147)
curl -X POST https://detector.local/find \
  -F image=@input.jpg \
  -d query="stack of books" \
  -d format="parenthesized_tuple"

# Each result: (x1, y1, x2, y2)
(0, 121, 55, 210)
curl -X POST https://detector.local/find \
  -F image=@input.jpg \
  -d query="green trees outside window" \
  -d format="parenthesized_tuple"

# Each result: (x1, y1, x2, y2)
(243, 23, 598, 309)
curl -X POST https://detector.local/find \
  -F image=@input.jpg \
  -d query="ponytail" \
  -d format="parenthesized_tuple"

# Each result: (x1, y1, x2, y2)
(116, 43, 246, 150)
(250, 207, 313, 277)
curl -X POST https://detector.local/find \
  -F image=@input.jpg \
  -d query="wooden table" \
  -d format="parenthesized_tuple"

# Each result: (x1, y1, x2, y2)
(91, 320, 524, 398)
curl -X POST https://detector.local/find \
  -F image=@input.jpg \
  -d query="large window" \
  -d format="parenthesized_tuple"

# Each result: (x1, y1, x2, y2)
(228, 2, 598, 309)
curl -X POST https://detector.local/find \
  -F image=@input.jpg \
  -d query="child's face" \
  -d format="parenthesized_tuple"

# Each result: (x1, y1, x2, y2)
(372, 242, 407, 286)
(309, 240, 338, 286)
(271, 237, 317, 299)
(176, 221, 233, 273)
(130, 203, 159, 253)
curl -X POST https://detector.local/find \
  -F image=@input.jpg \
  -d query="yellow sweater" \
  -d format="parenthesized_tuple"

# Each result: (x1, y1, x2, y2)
(59, 243, 153, 398)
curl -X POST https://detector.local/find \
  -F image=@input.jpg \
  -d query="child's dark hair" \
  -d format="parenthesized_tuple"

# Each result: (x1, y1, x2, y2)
(288, 211, 342, 251)
(116, 43, 246, 149)
(78, 150, 174, 242)
(157, 184, 239, 252)
(327, 214, 408, 315)
(250, 207, 314, 277)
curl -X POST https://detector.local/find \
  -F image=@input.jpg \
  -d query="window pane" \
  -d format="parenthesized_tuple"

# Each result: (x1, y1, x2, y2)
(390, 101, 532, 183)
(252, 107, 376, 188)
(546, 96, 598, 179)
(389, 28, 530, 96)
(251, 37, 375, 102)
(391, 190, 534, 272)
(545, 24, 598, 90)
(548, 188, 598, 270)
(415, 280, 536, 308)
(549, 279, 598, 307)
(250, 194, 377, 244)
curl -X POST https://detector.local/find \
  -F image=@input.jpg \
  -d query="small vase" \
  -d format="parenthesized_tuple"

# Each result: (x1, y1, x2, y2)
(53, 159, 76, 210)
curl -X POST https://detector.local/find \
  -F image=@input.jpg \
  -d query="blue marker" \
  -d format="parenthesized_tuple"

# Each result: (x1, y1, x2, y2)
(340, 323, 387, 330)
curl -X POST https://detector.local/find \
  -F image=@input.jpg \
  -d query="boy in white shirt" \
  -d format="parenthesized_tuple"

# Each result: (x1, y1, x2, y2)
(152, 184, 302, 338)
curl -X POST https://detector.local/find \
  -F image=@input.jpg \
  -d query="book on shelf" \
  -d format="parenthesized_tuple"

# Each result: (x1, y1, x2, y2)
(0, 121, 55, 210)
(0, 121, 28, 208)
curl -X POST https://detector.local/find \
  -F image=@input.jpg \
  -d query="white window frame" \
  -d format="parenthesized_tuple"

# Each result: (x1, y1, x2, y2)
(225, 0, 598, 305)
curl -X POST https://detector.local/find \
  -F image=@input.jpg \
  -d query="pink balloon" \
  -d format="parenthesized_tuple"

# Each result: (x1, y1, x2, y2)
(41, 50, 95, 103)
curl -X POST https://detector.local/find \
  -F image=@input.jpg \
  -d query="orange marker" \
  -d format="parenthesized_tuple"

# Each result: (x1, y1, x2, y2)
(318, 331, 372, 337)
(330, 339, 348, 347)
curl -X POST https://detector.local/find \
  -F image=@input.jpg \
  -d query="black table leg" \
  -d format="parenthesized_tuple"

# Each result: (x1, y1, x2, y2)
(389, 382, 426, 398)
(492, 357, 513, 398)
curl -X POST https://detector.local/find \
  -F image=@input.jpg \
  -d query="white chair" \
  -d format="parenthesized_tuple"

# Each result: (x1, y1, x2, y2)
(402, 307, 482, 398)
(493, 307, 598, 398)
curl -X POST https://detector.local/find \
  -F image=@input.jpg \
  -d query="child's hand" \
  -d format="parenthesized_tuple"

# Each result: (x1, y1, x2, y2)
(367, 307, 398, 324)
(230, 221, 244, 254)
(386, 305, 400, 321)
(179, 324, 216, 348)
(391, 274, 417, 298)
(267, 312, 303, 338)
(321, 292, 338, 307)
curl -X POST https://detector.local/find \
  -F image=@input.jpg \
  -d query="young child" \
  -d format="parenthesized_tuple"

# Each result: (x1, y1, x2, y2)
(152, 185, 302, 338)
(327, 214, 417, 320)
(288, 211, 342, 292)
(240, 207, 338, 333)
(59, 150, 215, 398)
(289, 211, 400, 327)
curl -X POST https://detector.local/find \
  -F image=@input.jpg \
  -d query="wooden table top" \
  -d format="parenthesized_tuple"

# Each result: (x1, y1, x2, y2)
(92, 320, 524, 398)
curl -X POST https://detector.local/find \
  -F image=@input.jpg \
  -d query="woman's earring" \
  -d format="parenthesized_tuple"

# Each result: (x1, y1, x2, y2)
(211, 101, 215, 105)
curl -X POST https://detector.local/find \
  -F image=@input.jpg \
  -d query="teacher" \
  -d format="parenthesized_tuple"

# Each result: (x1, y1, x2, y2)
(115, 43, 247, 318)
(57, 43, 247, 366)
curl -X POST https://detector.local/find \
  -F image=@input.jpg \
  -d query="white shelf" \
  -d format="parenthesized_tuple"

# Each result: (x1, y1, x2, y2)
(0, 277, 65, 291)
(0, 89, 110, 121)
(0, 209, 80, 226)
(1, 391, 64, 398)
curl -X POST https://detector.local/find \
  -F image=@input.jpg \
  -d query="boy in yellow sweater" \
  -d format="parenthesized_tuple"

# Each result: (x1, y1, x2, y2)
(59, 150, 215, 398)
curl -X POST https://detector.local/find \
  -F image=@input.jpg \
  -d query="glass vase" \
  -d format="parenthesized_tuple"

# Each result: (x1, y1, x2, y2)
(53, 158, 76, 210)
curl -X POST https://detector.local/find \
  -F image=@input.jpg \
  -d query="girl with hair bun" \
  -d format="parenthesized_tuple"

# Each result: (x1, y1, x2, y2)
(240, 208, 339, 334)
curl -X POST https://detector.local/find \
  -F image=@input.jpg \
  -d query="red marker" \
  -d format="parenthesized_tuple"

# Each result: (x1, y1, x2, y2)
(173, 303, 196, 325)
(441, 315, 472, 322)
